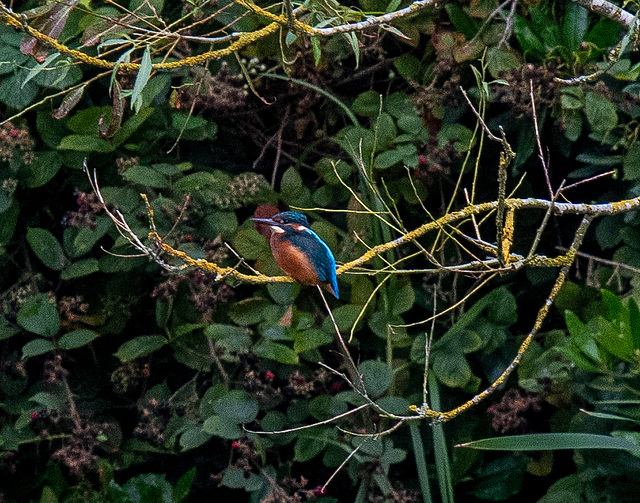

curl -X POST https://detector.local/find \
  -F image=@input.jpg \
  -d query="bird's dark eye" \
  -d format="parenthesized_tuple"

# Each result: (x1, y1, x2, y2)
(273, 217, 283, 223)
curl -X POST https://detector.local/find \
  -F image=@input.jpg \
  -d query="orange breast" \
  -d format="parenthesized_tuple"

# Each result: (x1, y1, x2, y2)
(270, 235, 320, 285)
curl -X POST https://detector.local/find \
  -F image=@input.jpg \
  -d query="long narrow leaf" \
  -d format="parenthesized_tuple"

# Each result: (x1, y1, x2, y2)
(429, 378, 454, 503)
(409, 422, 433, 503)
(580, 409, 640, 424)
(262, 73, 359, 127)
(131, 47, 152, 113)
(457, 433, 640, 455)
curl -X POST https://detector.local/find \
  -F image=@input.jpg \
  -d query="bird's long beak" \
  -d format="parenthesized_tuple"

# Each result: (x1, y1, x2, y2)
(251, 217, 277, 225)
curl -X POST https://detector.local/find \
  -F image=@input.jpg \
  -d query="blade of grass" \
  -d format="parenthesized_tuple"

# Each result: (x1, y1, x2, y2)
(429, 378, 454, 503)
(409, 421, 433, 503)
(457, 433, 640, 455)
(261, 73, 359, 127)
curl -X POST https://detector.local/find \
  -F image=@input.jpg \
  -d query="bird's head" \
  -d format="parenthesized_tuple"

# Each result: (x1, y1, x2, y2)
(252, 211, 310, 234)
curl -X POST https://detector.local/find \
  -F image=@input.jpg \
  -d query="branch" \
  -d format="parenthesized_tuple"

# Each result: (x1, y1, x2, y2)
(572, 0, 639, 30)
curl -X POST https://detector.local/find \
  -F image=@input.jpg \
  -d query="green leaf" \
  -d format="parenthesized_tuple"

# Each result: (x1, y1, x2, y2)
(267, 283, 298, 304)
(0, 74, 37, 109)
(623, 142, 640, 180)
(23, 151, 63, 188)
(359, 360, 393, 396)
(179, 427, 212, 450)
(39, 486, 58, 503)
(563, 4, 588, 52)
(26, 227, 67, 271)
(61, 258, 100, 279)
(629, 298, 640, 350)
(438, 124, 473, 152)
(58, 329, 97, 349)
(432, 350, 471, 388)
(394, 54, 421, 82)
(596, 316, 634, 361)
(563, 112, 582, 142)
(293, 329, 332, 353)
(584, 92, 617, 133)
(561, 93, 584, 110)
(202, 415, 242, 439)
(471, 454, 526, 500)
(459, 433, 640, 455)
(228, 297, 270, 325)
(254, 340, 299, 364)
(326, 304, 362, 332)
(375, 148, 405, 170)
(514, 15, 545, 57)
(221, 469, 264, 490)
(131, 47, 152, 113)
(29, 391, 60, 409)
(63, 217, 111, 258)
(112, 107, 154, 147)
(213, 390, 259, 423)
(352, 91, 381, 117)
(22, 339, 56, 358)
(294, 432, 329, 462)
(409, 422, 432, 502)
(280, 167, 308, 205)
(233, 228, 269, 260)
(114, 335, 167, 361)
(373, 112, 397, 151)
(17, 293, 60, 337)
(486, 47, 520, 77)
(345, 32, 360, 68)
(0, 202, 18, 245)
(311, 36, 322, 65)
(396, 114, 422, 134)
(171, 112, 207, 131)
(391, 282, 415, 315)
(445, 3, 477, 38)
(205, 324, 251, 352)
(384, 93, 417, 119)
(174, 469, 195, 503)
(199, 384, 227, 417)
(0, 43, 29, 76)
(0, 317, 18, 341)
(580, 409, 639, 423)
(58, 134, 114, 152)
(122, 165, 169, 188)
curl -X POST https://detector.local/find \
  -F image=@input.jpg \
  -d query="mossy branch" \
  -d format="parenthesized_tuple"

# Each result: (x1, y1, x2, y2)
(0, 0, 438, 72)
(87, 160, 640, 286)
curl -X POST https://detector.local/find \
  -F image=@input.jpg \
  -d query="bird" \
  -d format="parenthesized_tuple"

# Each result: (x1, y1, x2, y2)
(252, 211, 339, 299)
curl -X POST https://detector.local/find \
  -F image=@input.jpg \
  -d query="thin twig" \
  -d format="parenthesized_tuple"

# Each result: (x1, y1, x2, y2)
(529, 79, 553, 198)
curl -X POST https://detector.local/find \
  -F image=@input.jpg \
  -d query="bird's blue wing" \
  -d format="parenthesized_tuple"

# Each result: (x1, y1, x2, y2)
(299, 229, 339, 298)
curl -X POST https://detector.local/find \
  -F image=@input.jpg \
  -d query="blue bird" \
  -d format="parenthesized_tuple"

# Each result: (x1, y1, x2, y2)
(252, 211, 339, 298)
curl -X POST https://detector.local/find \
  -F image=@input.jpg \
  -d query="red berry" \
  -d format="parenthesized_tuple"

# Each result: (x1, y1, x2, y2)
(31, 412, 39, 420)
(418, 155, 428, 165)
(331, 382, 342, 392)
(265, 371, 275, 381)
(231, 441, 240, 449)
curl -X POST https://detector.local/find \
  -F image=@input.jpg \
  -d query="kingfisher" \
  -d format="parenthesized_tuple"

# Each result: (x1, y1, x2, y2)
(252, 211, 339, 299)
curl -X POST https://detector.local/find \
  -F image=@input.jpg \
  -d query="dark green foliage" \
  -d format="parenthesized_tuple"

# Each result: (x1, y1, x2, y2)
(3, 0, 640, 501)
